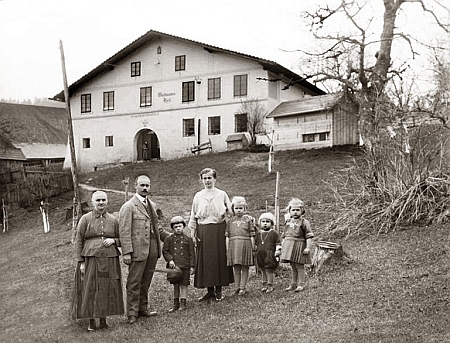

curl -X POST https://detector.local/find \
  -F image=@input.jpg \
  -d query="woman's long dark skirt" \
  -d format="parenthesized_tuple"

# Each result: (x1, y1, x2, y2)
(71, 256, 124, 320)
(194, 222, 234, 288)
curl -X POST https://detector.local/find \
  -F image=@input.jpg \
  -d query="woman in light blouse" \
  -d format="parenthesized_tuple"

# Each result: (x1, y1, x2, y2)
(72, 190, 124, 331)
(188, 168, 234, 301)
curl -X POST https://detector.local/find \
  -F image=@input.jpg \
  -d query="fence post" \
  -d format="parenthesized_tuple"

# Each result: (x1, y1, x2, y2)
(2, 198, 8, 233)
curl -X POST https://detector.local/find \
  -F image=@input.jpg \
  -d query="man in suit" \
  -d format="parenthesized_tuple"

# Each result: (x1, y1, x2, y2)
(119, 175, 169, 324)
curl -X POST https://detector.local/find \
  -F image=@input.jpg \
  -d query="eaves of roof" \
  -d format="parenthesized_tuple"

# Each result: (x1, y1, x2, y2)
(267, 93, 339, 118)
(52, 30, 325, 101)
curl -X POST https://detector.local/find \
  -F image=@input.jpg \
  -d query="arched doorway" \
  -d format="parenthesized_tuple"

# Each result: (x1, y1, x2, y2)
(136, 129, 160, 161)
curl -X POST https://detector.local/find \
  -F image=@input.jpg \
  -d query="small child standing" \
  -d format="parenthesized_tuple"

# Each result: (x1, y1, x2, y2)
(225, 196, 256, 295)
(162, 216, 195, 312)
(255, 212, 281, 293)
(280, 198, 314, 292)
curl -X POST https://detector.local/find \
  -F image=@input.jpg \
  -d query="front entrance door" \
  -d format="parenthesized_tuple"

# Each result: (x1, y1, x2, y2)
(137, 129, 160, 161)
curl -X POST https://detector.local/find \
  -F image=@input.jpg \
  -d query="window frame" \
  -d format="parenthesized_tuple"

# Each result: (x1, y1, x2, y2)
(105, 135, 114, 147)
(235, 113, 248, 133)
(103, 91, 114, 111)
(81, 93, 91, 113)
(175, 55, 186, 71)
(208, 116, 221, 135)
(207, 77, 221, 100)
(183, 118, 195, 137)
(140, 86, 152, 107)
(131, 61, 141, 77)
(233, 74, 248, 97)
(82, 138, 91, 149)
(182, 81, 195, 103)
(302, 133, 316, 143)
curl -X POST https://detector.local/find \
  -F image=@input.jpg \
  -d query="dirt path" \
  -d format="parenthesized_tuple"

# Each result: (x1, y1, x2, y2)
(79, 183, 126, 195)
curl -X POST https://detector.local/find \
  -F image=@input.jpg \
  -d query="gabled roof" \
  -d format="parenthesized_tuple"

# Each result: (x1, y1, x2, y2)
(52, 30, 325, 101)
(267, 93, 339, 118)
(0, 103, 67, 145)
(15, 143, 66, 160)
(0, 134, 26, 161)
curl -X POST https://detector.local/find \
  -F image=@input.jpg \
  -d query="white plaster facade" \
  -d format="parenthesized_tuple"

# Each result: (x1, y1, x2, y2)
(61, 31, 324, 171)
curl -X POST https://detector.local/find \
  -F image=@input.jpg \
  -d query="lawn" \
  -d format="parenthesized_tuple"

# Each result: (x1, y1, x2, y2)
(0, 147, 448, 343)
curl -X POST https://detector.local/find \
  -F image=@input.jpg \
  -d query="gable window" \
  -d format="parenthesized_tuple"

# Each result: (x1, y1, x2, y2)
(183, 118, 195, 137)
(82, 138, 91, 149)
(105, 135, 113, 147)
(140, 86, 152, 107)
(208, 77, 221, 100)
(208, 116, 221, 135)
(235, 113, 248, 133)
(81, 94, 91, 113)
(182, 81, 195, 102)
(131, 62, 141, 77)
(233, 74, 248, 97)
(175, 55, 186, 71)
(103, 91, 114, 111)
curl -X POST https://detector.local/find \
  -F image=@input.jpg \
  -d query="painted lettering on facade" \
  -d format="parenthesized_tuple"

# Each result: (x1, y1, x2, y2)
(158, 92, 175, 103)
(131, 112, 158, 119)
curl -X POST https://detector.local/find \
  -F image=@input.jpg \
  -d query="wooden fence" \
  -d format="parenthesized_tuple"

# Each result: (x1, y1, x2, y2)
(0, 172, 73, 205)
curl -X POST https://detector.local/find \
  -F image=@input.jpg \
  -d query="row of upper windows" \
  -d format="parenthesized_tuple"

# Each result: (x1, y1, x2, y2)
(130, 55, 193, 76)
(80, 74, 248, 113)
(81, 114, 248, 149)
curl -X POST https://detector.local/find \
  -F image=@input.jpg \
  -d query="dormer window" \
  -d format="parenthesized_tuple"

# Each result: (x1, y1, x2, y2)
(175, 55, 186, 71)
(131, 62, 141, 77)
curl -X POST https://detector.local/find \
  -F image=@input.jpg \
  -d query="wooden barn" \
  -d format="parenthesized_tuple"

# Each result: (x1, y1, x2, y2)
(0, 134, 26, 184)
(267, 93, 359, 151)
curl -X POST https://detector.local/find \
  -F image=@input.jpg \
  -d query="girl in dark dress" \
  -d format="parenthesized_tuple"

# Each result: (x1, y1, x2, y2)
(255, 212, 281, 293)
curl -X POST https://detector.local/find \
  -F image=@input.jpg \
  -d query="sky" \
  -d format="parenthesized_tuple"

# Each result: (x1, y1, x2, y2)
(0, 0, 448, 102)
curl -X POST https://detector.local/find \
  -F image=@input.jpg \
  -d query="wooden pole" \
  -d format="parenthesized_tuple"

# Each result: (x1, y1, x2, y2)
(275, 171, 280, 233)
(197, 119, 201, 146)
(122, 177, 130, 203)
(59, 40, 82, 243)
(40, 200, 50, 233)
(2, 198, 8, 233)
(268, 130, 274, 173)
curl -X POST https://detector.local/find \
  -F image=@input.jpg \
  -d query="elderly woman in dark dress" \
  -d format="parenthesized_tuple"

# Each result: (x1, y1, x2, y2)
(188, 168, 234, 301)
(72, 191, 124, 331)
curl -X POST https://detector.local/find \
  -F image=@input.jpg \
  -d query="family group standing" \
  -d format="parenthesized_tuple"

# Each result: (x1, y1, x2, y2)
(72, 169, 314, 332)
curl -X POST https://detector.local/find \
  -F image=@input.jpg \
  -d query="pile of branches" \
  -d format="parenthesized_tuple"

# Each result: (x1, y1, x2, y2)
(324, 123, 450, 236)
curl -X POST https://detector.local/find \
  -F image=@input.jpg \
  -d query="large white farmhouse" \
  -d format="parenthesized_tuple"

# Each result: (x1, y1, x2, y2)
(54, 30, 325, 171)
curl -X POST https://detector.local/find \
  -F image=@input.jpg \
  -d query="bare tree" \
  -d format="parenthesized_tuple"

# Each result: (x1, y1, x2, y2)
(236, 98, 268, 146)
(301, 0, 449, 171)
(300, 0, 450, 234)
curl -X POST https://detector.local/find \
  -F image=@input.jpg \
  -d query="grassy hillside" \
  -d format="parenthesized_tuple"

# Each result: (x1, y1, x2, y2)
(0, 147, 448, 343)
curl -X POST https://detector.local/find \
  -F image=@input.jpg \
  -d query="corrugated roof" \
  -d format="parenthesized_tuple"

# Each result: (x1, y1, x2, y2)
(267, 93, 340, 118)
(52, 30, 325, 101)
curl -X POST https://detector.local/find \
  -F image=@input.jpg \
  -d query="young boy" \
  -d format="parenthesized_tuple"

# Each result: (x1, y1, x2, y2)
(162, 216, 195, 311)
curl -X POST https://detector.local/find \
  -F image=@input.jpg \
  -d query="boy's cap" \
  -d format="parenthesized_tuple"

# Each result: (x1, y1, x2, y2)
(167, 266, 183, 282)
(170, 216, 186, 228)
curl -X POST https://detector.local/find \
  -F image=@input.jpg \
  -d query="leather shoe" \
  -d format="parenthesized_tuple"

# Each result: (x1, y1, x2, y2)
(87, 319, 96, 332)
(198, 292, 214, 302)
(138, 310, 158, 317)
(215, 292, 224, 301)
(128, 315, 137, 324)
